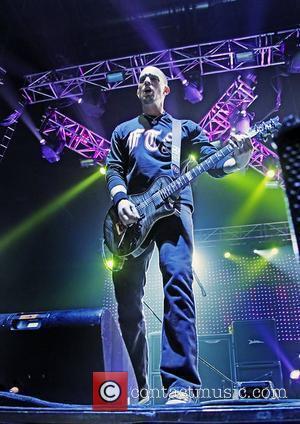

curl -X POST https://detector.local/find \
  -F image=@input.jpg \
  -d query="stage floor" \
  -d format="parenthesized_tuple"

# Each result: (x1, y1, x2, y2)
(0, 399, 299, 424)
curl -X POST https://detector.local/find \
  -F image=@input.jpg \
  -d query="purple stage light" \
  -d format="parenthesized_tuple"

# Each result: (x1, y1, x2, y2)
(289, 49, 300, 73)
(230, 110, 252, 134)
(290, 370, 300, 380)
(40, 136, 65, 164)
(182, 80, 203, 104)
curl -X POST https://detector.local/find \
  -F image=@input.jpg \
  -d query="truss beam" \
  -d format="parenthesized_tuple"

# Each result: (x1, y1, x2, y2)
(40, 109, 110, 164)
(22, 28, 299, 104)
(0, 121, 18, 162)
(0, 66, 6, 86)
(194, 221, 291, 246)
(199, 75, 257, 140)
(199, 76, 282, 181)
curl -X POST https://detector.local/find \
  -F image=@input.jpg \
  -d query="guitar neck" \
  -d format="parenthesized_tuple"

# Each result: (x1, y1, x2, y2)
(159, 143, 234, 200)
(158, 117, 281, 201)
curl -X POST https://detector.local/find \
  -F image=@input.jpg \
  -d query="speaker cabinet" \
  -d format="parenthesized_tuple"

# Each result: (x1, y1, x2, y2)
(236, 361, 284, 390)
(232, 319, 279, 364)
(148, 332, 235, 402)
(198, 334, 235, 399)
(0, 308, 137, 404)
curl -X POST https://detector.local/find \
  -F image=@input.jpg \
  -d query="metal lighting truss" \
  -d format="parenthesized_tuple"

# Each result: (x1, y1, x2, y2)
(0, 122, 18, 162)
(0, 66, 6, 85)
(194, 221, 291, 247)
(22, 28, 299, 104)
(199, 76, 282, 181)
(40, 109, 110, 163)
(40, 76, 281, 179)
(199, 75, 257, 140)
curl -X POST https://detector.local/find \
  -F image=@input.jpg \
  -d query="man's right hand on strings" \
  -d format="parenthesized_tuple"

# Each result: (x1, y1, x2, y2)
(117, 199, 140, 226)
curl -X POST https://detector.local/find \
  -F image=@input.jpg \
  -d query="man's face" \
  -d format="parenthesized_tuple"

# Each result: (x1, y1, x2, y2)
(137, 67, 169, 105)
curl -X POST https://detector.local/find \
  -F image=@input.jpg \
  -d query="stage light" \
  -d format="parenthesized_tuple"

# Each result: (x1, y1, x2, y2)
(271, 247, 279, 255)
(77, 97, 83, 104)
(192, 250, 206, 271)
(230, 110, 252, 134)
(40, 136, 65, 163)
(99, 166, 106, 175)
(189, 154, 197, 162)
(105, 259, 114, 270)
(266, 169, 276, 179)
(0, 171, 101, 252)
(80, 88, 107, 118)
(224, 252, 231, 259)
(289, 49, 300, 74)
(290, 370, 300, 380)
(80, 159, 97, 168)
(182, 78, 203, 104)
(235, 51, 255, 64)
(103, 254, 125, 272)
(106, 71, 125, 84)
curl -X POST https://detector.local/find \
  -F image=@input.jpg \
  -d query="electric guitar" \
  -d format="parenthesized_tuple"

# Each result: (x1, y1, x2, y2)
(103, 118, 281, 258)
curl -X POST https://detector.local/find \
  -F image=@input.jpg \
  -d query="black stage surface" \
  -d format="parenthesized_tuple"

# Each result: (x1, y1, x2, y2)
(0, 399, 300, 424)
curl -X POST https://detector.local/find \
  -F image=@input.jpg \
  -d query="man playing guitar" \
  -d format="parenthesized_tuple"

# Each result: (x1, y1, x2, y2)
(105, 66, 253, 405)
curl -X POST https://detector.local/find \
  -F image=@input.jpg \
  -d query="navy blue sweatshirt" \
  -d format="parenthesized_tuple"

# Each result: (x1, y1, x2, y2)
(106, 112, 227, 210)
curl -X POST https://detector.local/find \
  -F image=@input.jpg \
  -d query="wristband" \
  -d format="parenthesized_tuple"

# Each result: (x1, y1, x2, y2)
(113, 191, 128, 207)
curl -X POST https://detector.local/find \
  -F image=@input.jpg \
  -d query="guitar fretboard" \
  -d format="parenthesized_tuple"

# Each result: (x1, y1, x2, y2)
(160, 143, 234, 200)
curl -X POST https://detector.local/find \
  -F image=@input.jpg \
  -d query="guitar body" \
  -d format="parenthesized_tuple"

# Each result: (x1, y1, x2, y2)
(103, 175, 175, 257)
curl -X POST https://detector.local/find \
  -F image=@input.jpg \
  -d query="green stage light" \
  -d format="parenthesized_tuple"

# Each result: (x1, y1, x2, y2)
(105, 259, 114, 270)
(99, 166, 106, 175)
(271, 247, 279, 255)
(231, 176, 268, 225)
(0, 171, 101, 253)
(224, 251, 231, 259)
(266, 169, 276, 179)
(189, 154, 197, 162)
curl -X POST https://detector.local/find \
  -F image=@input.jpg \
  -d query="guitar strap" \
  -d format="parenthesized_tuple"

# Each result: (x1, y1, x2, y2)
(140, 114, 182, 178)
(171, 118, 182, 178)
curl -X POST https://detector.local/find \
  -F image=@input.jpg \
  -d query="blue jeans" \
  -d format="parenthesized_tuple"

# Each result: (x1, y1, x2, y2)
(112, 204, 201, 396)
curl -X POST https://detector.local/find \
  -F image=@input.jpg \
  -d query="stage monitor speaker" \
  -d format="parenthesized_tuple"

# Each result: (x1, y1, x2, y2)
(198, 334, 235, 399)
(148, 332, 235, 402)
(232, 319, 279, 364)
(0, 308, 138, 404)
(236, 361, 284, 390)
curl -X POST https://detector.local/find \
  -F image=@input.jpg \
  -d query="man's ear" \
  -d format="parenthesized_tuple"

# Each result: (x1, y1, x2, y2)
(164, 86, 170, 95)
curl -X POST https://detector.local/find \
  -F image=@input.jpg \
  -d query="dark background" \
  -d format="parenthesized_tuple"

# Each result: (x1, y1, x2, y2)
(0, 0, 299, 312)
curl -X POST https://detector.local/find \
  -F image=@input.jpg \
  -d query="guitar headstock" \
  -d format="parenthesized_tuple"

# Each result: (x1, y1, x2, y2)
(251, 116, 282, 142)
